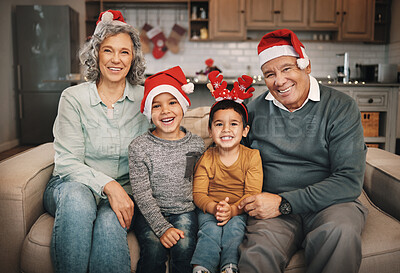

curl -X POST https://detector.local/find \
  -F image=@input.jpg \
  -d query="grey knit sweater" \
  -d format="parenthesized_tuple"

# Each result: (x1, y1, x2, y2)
(128, 127, 205, 237)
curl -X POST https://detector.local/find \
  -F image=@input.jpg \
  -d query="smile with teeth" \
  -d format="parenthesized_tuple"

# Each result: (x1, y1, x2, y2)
(109, 67, 122, 71)
(221, 136, 233, 140)
(278, 85, 293, 93)
(161, 117, 174, 124)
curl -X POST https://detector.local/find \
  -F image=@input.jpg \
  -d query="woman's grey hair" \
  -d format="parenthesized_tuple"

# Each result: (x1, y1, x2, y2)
(79, 23, 146, 85)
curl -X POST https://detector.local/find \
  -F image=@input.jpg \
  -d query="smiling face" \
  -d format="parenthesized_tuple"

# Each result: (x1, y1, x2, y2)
(209, 108, 249, 152)
(262, 56, 311, 112)
(98, 32, 134, 85)
(151, 92, 184, 140)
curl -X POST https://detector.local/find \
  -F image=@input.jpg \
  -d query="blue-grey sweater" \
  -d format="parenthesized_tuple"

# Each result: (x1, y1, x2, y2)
(244, 84, 367, 214)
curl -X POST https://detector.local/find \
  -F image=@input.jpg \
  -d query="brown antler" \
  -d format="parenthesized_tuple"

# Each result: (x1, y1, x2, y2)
(208, 71, 228, 100)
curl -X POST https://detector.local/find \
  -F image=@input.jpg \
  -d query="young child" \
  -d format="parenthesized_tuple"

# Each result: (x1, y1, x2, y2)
(129, 66, 205, 273)
(191, 72, 263, 273)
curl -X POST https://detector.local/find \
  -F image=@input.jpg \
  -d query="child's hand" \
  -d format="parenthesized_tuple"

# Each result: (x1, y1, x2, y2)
(216, 197, 232, 226)
(160, 228, 185, 248)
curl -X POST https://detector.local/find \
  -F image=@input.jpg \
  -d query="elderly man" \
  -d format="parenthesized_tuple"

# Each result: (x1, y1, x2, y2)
(238, 29, 368, 273)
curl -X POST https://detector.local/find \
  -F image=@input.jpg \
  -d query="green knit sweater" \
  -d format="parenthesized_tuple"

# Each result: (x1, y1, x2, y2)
(244, 84, 367, 214)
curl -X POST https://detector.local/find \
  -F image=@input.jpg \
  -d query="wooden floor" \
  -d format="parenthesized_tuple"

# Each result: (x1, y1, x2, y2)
(0, 145, 36, 162)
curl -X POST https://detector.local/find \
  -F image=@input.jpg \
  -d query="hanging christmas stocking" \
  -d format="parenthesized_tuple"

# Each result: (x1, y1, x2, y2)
(166, 24, 187, 54)
(140, 23, 153, 54)
(146, 26, 168, 59)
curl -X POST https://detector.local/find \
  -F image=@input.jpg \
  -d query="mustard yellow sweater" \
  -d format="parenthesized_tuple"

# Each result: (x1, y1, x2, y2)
(193, 144, 263, 212)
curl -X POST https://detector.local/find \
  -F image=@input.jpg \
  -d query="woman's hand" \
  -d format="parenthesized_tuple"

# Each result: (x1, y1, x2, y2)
(215, 197, 232, 226)
(103, 180, 134, 229)
(160, 227, 185, 248)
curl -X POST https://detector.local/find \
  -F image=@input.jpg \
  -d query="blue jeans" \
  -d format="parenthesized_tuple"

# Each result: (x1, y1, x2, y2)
(43, 175, 131, 273)
(191, 210, 247, 273)
(133, 209, 198, 273)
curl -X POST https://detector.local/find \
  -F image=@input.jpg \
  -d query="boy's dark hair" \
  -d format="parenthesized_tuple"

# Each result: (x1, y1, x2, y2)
(208, 99, 249, 129)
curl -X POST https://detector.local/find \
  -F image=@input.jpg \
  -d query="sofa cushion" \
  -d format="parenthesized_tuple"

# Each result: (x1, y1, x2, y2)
(21, 213, 141, 273)
(181, 106, 212, 147)
(364, 148, 400, 221)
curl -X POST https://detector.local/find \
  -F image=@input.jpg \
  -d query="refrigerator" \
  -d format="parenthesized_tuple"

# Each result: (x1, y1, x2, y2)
(14, 5, 79, 144)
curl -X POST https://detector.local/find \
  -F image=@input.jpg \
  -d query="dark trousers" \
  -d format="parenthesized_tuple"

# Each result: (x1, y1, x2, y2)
(239, 200, 368, 273)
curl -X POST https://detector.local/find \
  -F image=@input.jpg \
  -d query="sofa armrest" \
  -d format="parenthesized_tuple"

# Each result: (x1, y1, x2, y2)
(0, 143, 54, 272)
(364, 148, 400, 221)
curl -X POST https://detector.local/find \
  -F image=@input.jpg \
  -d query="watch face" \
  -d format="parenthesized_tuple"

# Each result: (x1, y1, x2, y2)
(279, 201, 292, 215)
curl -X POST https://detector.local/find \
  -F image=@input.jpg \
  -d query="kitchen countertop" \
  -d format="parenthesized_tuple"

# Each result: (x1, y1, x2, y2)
(188, 76, 400, 87)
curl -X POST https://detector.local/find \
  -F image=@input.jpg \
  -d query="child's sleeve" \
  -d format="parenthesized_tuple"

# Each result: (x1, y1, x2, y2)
(233, 149, 263, 208)
(192, 151, 216, 213)
(128, 140, 173, 238)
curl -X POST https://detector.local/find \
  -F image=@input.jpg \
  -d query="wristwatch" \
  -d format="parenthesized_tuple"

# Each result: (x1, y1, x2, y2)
(279, 197, 292, 215)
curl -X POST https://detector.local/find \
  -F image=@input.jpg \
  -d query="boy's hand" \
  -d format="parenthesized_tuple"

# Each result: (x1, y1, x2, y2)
(216, 197, 232, 226)
(160, 228, 185, 248)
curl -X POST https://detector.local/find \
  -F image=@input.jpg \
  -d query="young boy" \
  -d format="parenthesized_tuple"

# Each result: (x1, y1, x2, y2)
(129, 66, 205, 273)
(191, 72, 263, 273)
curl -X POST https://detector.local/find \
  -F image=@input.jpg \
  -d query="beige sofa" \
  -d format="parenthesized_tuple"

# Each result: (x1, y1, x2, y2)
(1, 106, 400, 273)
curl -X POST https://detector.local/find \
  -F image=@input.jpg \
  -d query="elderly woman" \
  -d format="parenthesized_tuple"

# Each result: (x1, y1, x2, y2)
(43, 10, 149, 273)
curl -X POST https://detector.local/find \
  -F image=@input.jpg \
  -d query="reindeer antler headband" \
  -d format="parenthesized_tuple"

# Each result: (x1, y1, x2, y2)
(208, 71, 255, 122)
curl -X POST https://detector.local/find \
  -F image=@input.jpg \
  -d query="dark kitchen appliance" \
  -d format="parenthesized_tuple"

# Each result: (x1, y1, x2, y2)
(14, 5, 79, 144)
(356, 64, 378, 82)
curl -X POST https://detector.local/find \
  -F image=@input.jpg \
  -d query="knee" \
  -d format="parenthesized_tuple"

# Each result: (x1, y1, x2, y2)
(225, 216, 246, 232)
(57, 182, 96, 218)
(325, 220, 361, 243)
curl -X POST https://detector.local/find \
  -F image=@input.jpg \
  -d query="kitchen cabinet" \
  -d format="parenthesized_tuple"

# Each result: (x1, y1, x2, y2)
(373, 0, 391, 44)
(246, 0, 308, 30)
(335, 86, 398, 153)
(308, 0, 340, 30)
(209, 0, 246, 40)
(189, 0, 210, 41)
(338, 0, 374, 41)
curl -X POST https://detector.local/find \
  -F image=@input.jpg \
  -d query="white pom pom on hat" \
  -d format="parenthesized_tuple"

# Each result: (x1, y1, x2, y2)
(94, 10, 127, 35)
(141, 66, 194, 121)
(257, 29, 310, 70)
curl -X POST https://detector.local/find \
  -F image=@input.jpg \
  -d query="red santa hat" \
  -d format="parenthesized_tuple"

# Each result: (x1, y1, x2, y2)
(94, 10, 127, 35)
(257, 29, 309, 70)
(141, 66, 194, 121)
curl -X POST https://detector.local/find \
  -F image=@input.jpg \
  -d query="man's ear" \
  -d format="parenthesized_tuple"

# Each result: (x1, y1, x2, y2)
(242, 125, 250, 138)
(208, 127, 212, 138)
(305, 61, 311, 74)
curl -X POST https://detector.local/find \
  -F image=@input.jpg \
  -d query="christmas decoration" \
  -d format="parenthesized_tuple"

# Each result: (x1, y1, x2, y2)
(146, 26, 168, 59)
(165, 24, 187, 54)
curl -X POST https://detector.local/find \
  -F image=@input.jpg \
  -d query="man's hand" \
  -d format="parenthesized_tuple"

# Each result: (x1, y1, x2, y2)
(238, 192, 282, 219)
(160, 228, 185, 248)
(103, 180, 134, 229)
(216, 197, 232, 226)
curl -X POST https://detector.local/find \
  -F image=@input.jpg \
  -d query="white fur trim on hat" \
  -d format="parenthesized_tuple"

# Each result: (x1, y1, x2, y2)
(259, 45, 309, 69)
(142, 85, 190, 122)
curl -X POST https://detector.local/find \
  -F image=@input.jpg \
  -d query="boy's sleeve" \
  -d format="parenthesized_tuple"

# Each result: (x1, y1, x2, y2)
(233, 149, 263, 208)
(193, 151, 216, 213)
(128, 141, 173, 238)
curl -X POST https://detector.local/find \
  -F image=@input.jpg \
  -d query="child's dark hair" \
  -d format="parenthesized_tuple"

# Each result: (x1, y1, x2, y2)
(208, 99, 249, 129)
